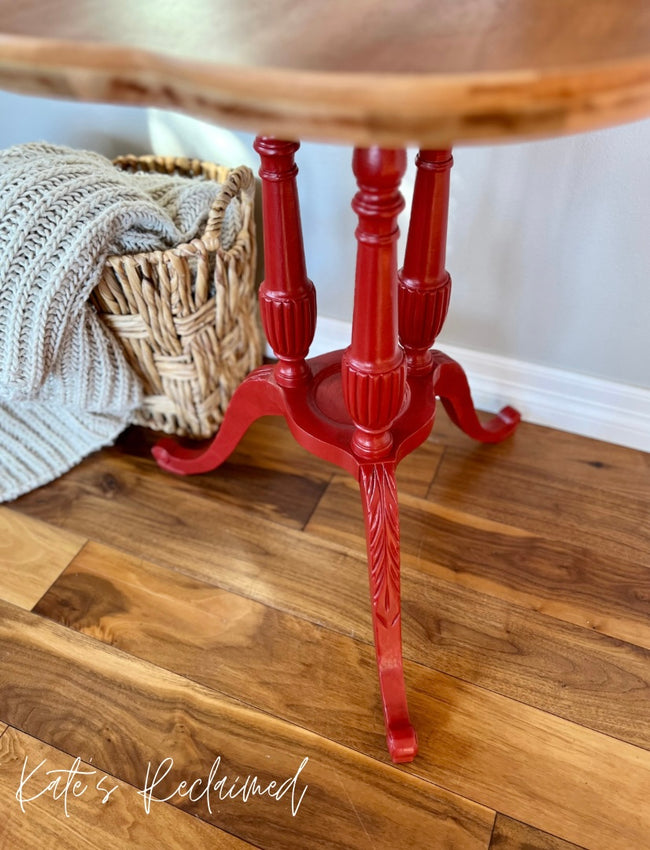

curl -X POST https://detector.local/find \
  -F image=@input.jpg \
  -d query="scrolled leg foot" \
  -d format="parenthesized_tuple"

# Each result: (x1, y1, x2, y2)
(431, 351, 521, 443)
(152, 366, 284, 475)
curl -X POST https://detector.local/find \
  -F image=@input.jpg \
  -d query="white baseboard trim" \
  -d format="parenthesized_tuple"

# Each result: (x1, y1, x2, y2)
(266, 316, 650, 453)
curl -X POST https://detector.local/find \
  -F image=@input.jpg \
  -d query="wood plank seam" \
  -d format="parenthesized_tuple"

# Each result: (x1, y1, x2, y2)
(28, 541, 90, 613)
(299, 470, 336, 532)
(488, 812, 497, 848)
(424, 443, 448, 496)
(490, 814, 590, 850)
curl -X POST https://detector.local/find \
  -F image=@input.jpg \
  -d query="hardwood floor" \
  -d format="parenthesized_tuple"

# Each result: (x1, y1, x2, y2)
(1, 408, 648, 849)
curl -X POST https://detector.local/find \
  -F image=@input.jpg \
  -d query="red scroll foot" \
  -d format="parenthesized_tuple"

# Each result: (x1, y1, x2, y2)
(152, 365, 285, 475)
(430, 350, 521, 444)
(359, 462, 418, 763)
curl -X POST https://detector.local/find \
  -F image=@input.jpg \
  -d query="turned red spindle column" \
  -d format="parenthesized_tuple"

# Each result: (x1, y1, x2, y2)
(341, 148, 407, 458)
(341, 147, 417, 762)
(398, 149, 453, 374)
(253, 137, 317, 387)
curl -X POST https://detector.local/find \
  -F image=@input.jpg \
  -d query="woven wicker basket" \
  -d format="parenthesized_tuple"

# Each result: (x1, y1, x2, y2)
(91, 154, 262, 439)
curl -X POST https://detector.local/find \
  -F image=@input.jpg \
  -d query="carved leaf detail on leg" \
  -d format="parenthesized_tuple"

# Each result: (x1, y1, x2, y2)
(359, 463, 401, 629)
(359, 459, 417, 762)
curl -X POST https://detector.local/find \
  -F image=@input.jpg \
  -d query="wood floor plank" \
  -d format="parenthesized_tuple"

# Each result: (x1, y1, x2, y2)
(120, 417, 444, 502)
(35, 541, 650, 751)
(0, 727, 255, 850)
(11, 582, 650, 850)
(105, 424, 329, 532)
(397, 438, 445, 498)
(489, 815, 586, 850)
(13, 444, 650, 746)
(120, 416, 335, 485)
(11, 452, 374, 635)
(429, 407, 650, 498)
(0, 600, 495, 850)
(18, 444, 650, 655)
(404, 670, 650, 850)
(427, 448, 650, 565)
(305, 475, 650, 649)
(33, 542, 382, 744)
(0, 507, 85, 609)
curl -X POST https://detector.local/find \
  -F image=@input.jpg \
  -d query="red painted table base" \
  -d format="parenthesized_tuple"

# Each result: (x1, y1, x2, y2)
(153, 140, 521, 763)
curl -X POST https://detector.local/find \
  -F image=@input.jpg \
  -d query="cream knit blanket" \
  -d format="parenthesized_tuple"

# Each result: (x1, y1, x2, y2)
(0, 143, 234, 502)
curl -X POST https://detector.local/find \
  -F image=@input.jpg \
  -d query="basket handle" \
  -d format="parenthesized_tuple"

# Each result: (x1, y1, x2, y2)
(203, 164, 255, 248)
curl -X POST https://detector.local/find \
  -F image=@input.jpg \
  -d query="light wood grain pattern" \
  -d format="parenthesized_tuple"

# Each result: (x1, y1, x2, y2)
(114, 424, 329, 532)
(489, 816, 586, 850)
(429, 410, 650, 499)
(0, 1, 649, 145)
(14, 563, 650, 850)
(11, 447, 377, 634)
(0, 599, 494, 850)
(427, 448, 650, 565)
(120, 414, 442, 502)
(306, 475, 650, 649)
(3, 0, 650, 72)
(0, 507, 84, 609)
(0, 727, 256, 850)
(13, 432, 650, 651)
(35, 540, 650, 751)
(3, 414, 650, 848)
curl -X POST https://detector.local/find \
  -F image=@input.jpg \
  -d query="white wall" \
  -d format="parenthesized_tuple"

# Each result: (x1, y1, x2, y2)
(437, 126, 650, 392)
(1, 90, 648, 445)
(296, 123, 650, 392)
(0, 90, 150, 159)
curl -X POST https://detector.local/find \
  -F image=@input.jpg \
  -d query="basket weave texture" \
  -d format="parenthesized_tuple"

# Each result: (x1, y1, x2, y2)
(91, 154, 262, 439)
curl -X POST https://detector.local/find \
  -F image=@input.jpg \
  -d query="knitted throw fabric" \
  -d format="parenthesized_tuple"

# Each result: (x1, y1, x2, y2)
(0, 142, 237, 502)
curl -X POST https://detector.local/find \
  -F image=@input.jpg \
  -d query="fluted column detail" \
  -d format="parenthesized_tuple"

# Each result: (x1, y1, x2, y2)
(254, 137, 316, 387)
(398, 149, 453, 374)
(341, 147, 407, 458)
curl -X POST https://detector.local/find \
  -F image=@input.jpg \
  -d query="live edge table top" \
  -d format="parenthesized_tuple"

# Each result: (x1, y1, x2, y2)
(0, 0, 649, 147)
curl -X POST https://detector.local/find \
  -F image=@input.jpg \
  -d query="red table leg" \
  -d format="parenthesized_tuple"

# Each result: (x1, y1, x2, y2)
(341, 147, 417, 761)
(154, 137, 316, 473)
(399, 149, 521, 439)
(399, 149, 453, 376)
(255, 137, 317, 388)
(153, 139, 520, 764)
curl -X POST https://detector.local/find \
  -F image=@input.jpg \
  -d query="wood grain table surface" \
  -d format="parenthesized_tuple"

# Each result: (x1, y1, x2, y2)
(0, 0, 649, 145)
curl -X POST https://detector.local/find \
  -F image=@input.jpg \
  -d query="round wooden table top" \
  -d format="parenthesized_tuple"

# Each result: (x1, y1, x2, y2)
(0, 0, 649, 146)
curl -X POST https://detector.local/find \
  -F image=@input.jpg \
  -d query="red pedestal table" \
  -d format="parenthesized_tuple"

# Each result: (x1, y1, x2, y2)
(154, 140, 520, 762)
(2, 0, 649, 761)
